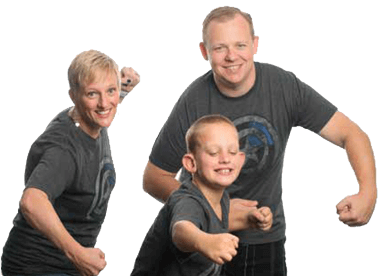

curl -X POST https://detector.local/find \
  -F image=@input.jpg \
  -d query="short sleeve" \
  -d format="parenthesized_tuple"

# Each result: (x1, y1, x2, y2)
(291, 75, 337, 133)
(149, 98, 190, 173)
(169, 197, 207, 234)
(25, 147, 76, 202)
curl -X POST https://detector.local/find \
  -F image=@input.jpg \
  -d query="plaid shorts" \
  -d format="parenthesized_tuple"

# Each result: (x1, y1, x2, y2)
(223, 238, 287, 276)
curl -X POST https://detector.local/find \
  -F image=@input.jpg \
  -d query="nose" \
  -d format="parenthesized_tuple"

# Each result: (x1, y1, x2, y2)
(98, 92, 110, 108)
(225, 47, 237, 61)
(219, 151, 231, 164)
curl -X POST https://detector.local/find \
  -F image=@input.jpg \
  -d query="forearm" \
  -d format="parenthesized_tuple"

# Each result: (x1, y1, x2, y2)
(227, 198, 258, 232)
(344, 129, 377, 198)
(228, 210, 251, 232)
(321, 112, 377, 198)
(172, 220, 204, 253)
(20, 188, 83, 260)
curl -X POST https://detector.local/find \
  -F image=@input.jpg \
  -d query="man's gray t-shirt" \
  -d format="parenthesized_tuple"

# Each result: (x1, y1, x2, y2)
(149, 62, 337, 244)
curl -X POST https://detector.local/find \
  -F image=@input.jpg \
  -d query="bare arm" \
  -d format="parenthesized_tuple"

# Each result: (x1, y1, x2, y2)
(143, 161, 180, 203)
(172, 220, 239, 265)
(320, 111, 377, 226)
(20, 188, 106, 276)
(228, 199, 273, 232)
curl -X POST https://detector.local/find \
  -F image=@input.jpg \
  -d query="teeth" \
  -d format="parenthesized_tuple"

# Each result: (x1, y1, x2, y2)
(226, 65, 239, 71)
(97, 110, 109, 115)
(218, 169, 231, 174)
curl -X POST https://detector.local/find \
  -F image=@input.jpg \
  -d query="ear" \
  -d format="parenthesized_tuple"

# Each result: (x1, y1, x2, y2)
(199, 42, 209, 61)
(182, 153, 197, 174)
(236, 151, 246, 172)
(252, 36, 259, 55)
(69, 89, 75, 104)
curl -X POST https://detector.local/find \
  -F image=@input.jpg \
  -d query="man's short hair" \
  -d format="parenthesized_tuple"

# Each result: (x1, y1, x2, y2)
(202, 6, 255, 46)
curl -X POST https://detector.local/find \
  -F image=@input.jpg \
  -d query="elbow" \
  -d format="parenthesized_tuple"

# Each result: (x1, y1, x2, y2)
(20, 188, 47, 220)
(142, 169, 154, 195)
(143, 161, 179, 203)
(20, 189, 37, 219)
(172, 221, 195, 253)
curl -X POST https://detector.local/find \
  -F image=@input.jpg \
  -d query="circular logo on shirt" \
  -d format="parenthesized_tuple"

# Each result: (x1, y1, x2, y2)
(233, 115, 279, 176)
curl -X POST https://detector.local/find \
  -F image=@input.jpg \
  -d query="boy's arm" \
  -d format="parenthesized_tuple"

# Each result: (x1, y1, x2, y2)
(228, 199, 273, 232)
(172, 220, 239, 265)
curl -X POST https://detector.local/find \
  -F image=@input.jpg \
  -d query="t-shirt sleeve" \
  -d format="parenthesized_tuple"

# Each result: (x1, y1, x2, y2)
(290, 74, 338, 133)
(25, 146, 76, 202)
(149, 97, 190, 173)
(169, 197, 207, 235)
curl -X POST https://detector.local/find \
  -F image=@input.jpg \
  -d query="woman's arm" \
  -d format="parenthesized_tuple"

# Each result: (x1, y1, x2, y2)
(20, 187, 106, 276)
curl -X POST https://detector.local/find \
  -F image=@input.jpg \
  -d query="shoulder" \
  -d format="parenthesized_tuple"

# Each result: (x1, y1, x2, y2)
(257, 62, 297, 82)
(167, 184, 210, 229)
(176, 71, 213, 103)
(30, 108, 79, 158)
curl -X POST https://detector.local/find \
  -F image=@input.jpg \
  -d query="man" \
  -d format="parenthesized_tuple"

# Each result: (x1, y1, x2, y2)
(143, 6, 376, 275)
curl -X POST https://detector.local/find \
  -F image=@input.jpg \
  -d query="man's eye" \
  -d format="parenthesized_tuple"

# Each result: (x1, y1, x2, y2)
(213, 46, 224, 52)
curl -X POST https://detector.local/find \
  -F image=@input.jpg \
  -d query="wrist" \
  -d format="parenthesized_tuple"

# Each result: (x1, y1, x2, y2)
(358, 183, 377, 199)
(62, 239, 84, 263)
(193, 230, 208, 254)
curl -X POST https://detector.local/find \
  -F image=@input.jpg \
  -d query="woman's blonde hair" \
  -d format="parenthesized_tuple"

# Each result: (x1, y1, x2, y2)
(68, 49, 120, 94)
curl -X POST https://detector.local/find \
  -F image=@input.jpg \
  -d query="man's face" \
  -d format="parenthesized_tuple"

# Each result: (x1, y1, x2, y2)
(201, 14, 258, 96)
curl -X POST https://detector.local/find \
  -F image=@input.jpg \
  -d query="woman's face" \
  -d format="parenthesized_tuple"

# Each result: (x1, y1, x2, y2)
(72, 71, 120, 138)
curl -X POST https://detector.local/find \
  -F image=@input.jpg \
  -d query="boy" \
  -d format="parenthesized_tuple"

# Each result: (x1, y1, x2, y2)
(131, 115, 272, 275)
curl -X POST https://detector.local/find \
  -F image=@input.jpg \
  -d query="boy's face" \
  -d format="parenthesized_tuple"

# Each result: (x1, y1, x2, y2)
(185, 122, 245, 190)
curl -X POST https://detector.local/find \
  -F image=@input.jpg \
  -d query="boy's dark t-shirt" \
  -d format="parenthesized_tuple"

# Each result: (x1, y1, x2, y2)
(2, 108, 116, 275)
(131, 179, 230, 276)
(149, 62, 337, 244)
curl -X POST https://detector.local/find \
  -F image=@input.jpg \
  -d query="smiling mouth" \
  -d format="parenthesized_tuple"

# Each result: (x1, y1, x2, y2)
(96, 109, 111, 115)
(215, 169, 233, 175)
(224, 64, 241, 72)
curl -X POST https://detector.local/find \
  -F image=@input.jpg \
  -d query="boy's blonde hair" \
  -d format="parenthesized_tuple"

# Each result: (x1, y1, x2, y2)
(186, 114, 238, 154)
(202, 6, 255, 46)
(68, 49, 120, 94)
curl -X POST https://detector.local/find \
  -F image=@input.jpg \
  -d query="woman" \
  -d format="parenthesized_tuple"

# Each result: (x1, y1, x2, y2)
(1, 50, 139, 276)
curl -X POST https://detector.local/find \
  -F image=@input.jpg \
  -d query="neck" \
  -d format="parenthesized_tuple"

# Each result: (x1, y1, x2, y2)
(192, 179, 224, 219)
(68, 107, 100, 139)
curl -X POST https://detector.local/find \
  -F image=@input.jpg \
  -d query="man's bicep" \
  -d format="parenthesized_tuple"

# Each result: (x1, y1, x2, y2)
(143, 161, 180, 202)
(319, 111, 358, 148)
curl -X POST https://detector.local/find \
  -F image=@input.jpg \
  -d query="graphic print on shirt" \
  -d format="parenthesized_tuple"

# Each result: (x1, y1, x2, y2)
(233, 115, 279, 176)
(86, 156, 116, 221)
